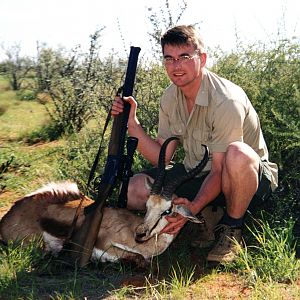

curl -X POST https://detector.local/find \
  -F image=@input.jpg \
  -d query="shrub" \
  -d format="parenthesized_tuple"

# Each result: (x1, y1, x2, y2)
(211, 38, 300, 222)
(16, 89, 36, 100)
(37, 29, 116, 136)
(24, 122, 64, 143)
(57, 123, 107, 195)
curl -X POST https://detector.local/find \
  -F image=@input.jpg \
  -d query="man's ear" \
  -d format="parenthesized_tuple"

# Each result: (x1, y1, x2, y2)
(175, 205, 204, 224)
(200, 52, 207, 67)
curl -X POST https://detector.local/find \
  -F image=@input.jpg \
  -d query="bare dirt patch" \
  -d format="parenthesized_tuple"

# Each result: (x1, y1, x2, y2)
(191, 273, 251, 299)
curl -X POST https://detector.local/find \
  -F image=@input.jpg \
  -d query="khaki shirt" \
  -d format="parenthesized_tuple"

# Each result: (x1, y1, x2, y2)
(158, 69, 278, 190)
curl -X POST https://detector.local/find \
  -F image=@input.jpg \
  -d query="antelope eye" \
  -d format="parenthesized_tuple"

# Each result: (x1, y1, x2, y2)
(161, 209, 172, 216)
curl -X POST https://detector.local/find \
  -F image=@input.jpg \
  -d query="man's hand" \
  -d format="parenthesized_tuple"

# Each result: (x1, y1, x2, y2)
(160, 197, 198, 235)
(160, 212, 187, 235)
(111, 95, 124, 116)
(111, 96, 139, 129)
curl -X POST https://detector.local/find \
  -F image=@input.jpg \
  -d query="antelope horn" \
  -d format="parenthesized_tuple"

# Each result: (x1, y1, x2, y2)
(150, 137, 179, 195)
(161, 145, 209, 200)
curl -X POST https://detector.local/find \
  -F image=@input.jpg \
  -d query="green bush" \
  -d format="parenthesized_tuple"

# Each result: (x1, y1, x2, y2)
(16, 89, 36, 100)
(211, 38, 300, 223)
(25, 121, 64, 143)
(57, 123, 107, 195)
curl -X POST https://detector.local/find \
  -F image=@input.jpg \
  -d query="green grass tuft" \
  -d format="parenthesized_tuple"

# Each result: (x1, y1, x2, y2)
(227, 217, 300, 284)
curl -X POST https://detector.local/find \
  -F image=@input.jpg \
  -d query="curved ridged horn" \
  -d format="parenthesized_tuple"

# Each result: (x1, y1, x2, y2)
(150, 137, 179, 195)
(161, 144, 209, 200)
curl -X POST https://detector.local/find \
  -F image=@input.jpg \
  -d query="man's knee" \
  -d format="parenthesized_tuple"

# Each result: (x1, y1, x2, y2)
(225, 142, 260, 171)
(127, 174, 153, 210)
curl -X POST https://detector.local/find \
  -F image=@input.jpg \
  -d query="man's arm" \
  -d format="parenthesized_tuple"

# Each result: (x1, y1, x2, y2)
(190, 152, 225, 214)
(111, 96, 177, 166)
(161, 152, 225, 235)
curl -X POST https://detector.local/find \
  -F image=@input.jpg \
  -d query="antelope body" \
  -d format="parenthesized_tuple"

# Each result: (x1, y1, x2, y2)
(0, 181, 174, 263)
(0, 138, 209, 264)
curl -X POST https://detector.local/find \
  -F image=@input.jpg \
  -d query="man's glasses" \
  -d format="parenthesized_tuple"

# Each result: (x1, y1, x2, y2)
(163, 50, 200, 66)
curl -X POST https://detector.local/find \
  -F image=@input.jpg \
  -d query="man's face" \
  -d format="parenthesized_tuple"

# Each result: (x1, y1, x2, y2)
(163, 44, 205, 88)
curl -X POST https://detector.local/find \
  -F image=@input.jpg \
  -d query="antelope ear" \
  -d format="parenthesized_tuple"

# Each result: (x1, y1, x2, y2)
(144, 176, 153, 191)
(175, 205, 204, 224)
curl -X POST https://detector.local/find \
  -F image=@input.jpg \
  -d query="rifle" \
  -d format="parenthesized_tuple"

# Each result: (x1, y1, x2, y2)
(116, 136, 138, 208)
(68, 46, 141, 267)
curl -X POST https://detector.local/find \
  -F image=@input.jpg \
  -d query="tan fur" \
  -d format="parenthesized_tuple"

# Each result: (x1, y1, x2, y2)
(0, 181, 174, 263)
(149, 194, 165, 205)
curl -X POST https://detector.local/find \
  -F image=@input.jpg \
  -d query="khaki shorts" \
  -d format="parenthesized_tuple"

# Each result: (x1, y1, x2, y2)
(142, 159, 272, 209)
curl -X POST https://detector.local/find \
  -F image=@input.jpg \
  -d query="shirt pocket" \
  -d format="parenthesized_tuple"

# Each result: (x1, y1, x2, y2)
(192, 128, 210, 159)
(170, 122, 185, 137)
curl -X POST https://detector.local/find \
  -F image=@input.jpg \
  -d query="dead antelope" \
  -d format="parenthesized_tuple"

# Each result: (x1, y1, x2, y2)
(0, 137, 209, 264)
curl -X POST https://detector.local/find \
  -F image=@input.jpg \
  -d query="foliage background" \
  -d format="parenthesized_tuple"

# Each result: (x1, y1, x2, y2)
(0, 0, 299, 224)
(0, 1, 299, 298)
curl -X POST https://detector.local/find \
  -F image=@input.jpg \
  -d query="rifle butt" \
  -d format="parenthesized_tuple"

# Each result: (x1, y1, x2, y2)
(67, 202, 104, 267)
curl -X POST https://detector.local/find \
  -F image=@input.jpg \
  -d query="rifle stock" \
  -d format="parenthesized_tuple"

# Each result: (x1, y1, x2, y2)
(69, 46, 141, 267)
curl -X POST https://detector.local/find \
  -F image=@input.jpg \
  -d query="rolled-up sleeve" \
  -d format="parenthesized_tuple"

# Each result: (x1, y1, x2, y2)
(158, 100, 172, 139)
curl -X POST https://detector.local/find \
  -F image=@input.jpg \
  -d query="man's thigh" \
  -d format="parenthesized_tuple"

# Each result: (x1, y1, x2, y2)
(142, 159, 272, 209)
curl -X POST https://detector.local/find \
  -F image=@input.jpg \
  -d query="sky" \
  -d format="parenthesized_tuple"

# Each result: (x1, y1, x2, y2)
(0, 0, 299, 61)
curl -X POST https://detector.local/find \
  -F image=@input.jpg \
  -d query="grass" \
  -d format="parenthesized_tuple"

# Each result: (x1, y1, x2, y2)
(0, 76, 65, 206)
(0, 240, 117, 299)
(227, 217, 300, 284)
(0, 140, 65, 200)
(0, 77, 299, 299)
(0, 94, 50, 141)
(0, 76, 101, 211)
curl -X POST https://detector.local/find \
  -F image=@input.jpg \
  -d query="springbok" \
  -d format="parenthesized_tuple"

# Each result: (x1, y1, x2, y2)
(0, 137, 209, 264)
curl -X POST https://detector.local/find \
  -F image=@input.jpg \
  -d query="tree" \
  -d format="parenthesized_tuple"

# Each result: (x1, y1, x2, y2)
(146, 0, 188, 58)
(45, 29, 110, 134)
(1, 43, 33, 91)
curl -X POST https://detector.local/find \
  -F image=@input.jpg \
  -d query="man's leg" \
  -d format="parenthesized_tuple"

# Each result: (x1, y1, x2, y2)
(207, 142, 260, 263)
(222, 142, 260, 219)
(126, 164, 200, 211)
(127, 173, 153, 210)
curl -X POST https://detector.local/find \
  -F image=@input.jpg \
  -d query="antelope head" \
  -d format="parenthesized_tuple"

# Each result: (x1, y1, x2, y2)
(135, 137, 209, 242)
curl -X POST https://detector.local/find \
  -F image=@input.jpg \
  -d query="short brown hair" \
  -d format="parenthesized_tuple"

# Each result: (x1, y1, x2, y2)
(160, 25, 205, 54)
